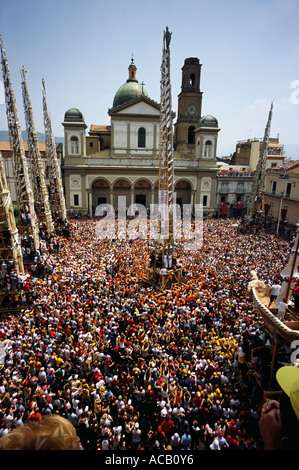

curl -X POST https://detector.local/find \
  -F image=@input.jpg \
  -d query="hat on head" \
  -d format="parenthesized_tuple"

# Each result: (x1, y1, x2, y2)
(276, 366, 299, 420)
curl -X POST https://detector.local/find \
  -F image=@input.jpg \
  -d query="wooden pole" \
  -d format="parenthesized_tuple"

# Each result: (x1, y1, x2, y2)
(286, 223, 299, 301)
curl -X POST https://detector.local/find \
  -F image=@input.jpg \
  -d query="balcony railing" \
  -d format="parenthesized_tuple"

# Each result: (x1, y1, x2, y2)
(267, 150, 284, 156)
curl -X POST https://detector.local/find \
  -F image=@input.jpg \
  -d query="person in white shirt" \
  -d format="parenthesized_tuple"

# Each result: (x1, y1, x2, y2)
(268, 283, 281, 308)
(131, 423, 141, 448)
(277, 297, 288, 320)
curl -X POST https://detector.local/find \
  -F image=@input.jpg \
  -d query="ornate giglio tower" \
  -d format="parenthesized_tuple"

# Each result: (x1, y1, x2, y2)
(42, 79, 67, 221)
(147, 27, 182, 289)
(21, 66, 54, 234)
(0, 35, 39, 251)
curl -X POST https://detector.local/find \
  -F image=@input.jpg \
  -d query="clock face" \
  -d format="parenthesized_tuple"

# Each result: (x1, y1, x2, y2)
(188, 105, 196, 115)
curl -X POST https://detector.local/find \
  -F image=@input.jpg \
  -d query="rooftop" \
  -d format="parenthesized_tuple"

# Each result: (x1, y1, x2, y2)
(89, 125, 111, 133)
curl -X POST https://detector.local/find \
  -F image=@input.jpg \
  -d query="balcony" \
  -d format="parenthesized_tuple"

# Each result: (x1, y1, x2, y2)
(267, 149, 284, 156)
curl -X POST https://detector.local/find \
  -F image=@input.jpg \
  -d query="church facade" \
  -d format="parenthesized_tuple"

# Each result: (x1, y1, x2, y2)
(62, 57, 220, 216)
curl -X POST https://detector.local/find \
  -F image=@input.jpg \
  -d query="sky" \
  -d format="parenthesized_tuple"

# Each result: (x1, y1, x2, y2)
(0, 0, 298, 159)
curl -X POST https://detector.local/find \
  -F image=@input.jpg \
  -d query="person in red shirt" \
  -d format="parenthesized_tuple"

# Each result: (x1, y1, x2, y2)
(160, 416, 174, 436)
(226, 434, 239, 449)
(28, 407, 42, 422)
(227, 418, 237, 435)
(155, 425, 167, 447)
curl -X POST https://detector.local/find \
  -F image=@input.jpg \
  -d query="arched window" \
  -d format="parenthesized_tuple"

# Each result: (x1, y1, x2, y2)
(188, 126, 195, 144)
(138, 127, 146, 148)
(189, 73, 195, 86)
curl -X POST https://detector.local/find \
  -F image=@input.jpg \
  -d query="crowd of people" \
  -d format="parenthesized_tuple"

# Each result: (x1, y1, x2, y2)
(217, 168, 256, 177)
(0, 216, 294, 450)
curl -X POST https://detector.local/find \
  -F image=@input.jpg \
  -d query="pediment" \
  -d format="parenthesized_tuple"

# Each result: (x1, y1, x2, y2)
(109, 97, 160, 117)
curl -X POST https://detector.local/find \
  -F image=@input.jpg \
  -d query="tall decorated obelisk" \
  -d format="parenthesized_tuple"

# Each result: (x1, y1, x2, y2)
(159, 26, 174, 262)
(147, 27, 182, 289)
(21, 66, 54, 234)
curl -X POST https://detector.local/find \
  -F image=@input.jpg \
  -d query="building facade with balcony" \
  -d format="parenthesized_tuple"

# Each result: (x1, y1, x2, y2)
(263, 160, 299, 236)
(216, 167, 255, 217)
(232, 137, 286, 170)
(215, 135, 292, 219)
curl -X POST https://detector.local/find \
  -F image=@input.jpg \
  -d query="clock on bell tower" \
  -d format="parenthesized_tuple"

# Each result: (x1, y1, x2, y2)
(174, 58, 203, 156)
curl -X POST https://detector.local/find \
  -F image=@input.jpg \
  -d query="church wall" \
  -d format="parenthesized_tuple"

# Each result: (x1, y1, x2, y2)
(111, 116, 160, 158)
(113, 122, 128, 151)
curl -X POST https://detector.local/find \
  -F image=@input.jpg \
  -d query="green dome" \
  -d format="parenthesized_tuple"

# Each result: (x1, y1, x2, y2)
(112, 81, 149, 108)
(198, 114, 218, 127)
(64, 108, 84, 122)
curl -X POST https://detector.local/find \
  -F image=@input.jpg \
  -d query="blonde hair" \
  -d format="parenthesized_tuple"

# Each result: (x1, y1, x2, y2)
(0, 415, 82, 450)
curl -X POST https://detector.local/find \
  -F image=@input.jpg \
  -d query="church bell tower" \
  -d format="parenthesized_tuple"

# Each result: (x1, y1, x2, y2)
(174, 57, 203, 156)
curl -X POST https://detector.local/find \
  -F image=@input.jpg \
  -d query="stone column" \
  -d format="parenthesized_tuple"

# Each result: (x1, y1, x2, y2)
(151, 188, 155, 205)
(191, 190, 196, 212)
(88, 191, 93, 217)
(110, 188, 114, 212)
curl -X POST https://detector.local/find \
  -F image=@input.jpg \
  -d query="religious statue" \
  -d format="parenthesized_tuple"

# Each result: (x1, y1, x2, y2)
(164, 26, 172, 49)
(247, 270, 270, 296)
(205, 145, 211, 158)
(71, 140, 79, 154)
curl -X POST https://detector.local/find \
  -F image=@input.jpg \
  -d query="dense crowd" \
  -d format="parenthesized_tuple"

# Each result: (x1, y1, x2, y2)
(0, 217, 292, 450)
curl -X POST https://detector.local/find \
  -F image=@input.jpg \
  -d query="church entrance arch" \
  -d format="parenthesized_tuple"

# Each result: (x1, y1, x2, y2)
(175, 179, 192, 206)
(91, 178, 111, 214)
(113, 178, 132, 208)
(134, 179, 152, 208)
